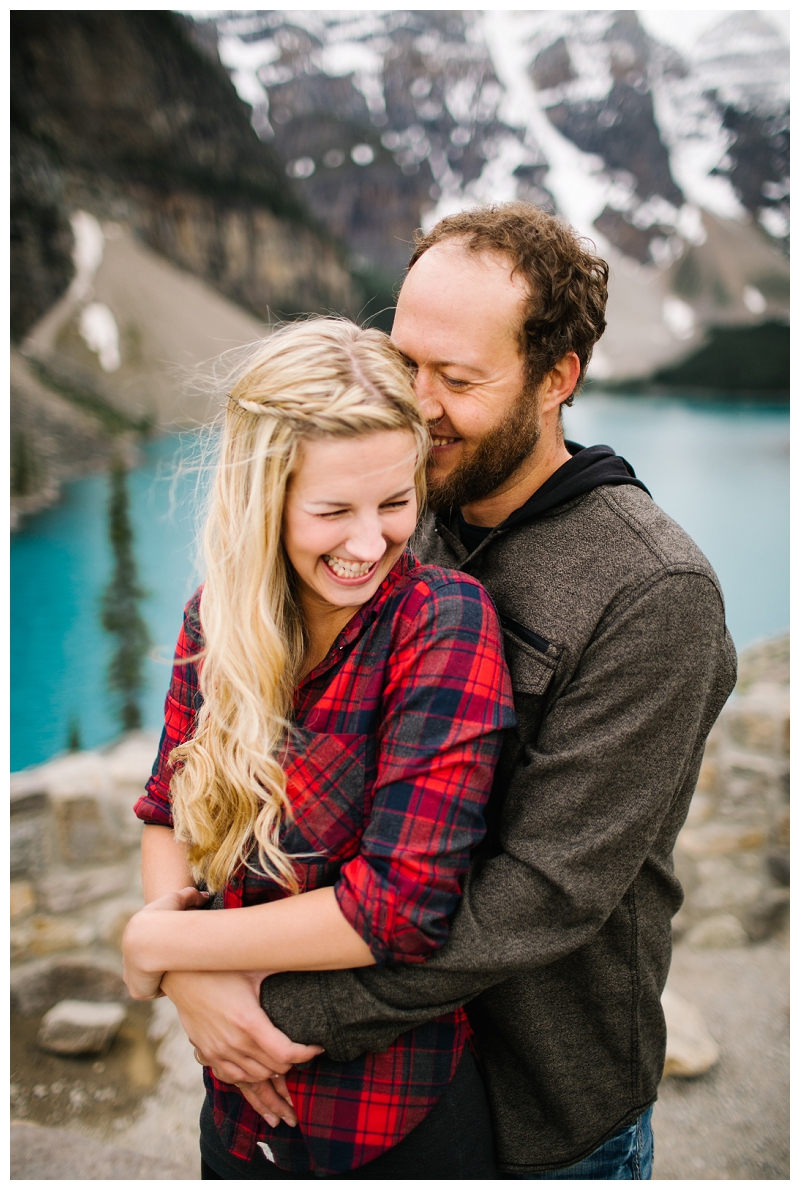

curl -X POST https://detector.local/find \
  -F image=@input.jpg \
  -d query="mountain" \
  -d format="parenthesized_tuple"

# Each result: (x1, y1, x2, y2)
(10, 10, 363, 524)
(11, 11, 360, 340)
(199, 8, 789, 389)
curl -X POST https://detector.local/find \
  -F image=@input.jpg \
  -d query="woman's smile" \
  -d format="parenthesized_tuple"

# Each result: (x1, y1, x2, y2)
(321, 555, 381, 584)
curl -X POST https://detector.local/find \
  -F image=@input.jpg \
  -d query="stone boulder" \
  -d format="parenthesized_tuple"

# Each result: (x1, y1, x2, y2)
(12, 955, 129, 1017)
(662, 989, 720, 1078)
(37, 999, 127, 1055)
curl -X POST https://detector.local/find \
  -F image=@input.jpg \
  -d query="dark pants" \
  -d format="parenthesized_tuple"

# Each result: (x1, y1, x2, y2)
(200, 1046, 498, 1179)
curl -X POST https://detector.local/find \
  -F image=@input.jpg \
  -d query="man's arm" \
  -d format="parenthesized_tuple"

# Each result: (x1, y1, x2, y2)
(262, 570, 737, 1060)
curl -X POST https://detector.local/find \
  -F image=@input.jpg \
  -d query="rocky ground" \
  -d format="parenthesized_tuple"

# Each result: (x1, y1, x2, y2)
(10, 638, 789, 1179)
(11, 931, 790, 1180)
(653, 931, 789, 1180)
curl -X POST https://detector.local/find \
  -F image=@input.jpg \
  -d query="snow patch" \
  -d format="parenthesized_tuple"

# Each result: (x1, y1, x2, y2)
(79, 303, 121, 372)
(662, 297, 696, 341)
(69, 211, 105, 301)
(743, 286, 767, 315)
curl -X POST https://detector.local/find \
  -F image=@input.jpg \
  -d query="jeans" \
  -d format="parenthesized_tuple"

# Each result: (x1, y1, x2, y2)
(515, 1107, 653, 1180)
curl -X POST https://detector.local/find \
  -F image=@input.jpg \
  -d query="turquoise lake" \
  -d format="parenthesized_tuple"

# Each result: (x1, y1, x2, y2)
(11, 394, 789, 772)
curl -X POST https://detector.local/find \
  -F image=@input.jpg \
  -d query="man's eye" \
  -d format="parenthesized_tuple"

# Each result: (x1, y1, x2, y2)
(442, 376, 468, 389)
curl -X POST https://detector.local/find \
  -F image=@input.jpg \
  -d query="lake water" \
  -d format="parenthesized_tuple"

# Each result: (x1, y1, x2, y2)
(11, 394, 789, 772)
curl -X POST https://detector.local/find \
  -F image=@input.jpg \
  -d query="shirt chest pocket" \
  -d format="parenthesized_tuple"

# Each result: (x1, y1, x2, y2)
(280, 728, 369, 880)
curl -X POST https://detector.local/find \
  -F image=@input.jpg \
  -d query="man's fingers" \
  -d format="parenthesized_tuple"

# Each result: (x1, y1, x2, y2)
(179, 886, 211, 910)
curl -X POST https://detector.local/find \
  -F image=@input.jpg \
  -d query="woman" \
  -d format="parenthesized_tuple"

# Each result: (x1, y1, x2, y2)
(124, 319, 516, 1179)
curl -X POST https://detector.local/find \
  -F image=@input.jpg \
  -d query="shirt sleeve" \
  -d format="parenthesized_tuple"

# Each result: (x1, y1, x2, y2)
(133, 589, 204, 827)
(333, 574, 516, 966)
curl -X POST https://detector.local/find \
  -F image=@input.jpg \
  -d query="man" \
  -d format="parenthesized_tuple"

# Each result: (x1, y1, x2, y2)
(167, 202, 736, 1177)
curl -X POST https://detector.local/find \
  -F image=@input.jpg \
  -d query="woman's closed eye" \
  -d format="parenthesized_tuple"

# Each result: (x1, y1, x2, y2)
(318, 499, 410, 519)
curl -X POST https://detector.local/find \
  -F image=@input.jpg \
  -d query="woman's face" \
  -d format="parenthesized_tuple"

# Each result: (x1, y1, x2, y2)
(283, 430, 419, 616)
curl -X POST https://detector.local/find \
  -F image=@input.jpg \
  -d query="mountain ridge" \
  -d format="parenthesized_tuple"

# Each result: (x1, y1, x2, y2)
(202, 8, 788, 387)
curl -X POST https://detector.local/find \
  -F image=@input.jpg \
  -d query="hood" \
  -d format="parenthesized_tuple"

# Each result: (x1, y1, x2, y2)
(439, 442, 650, 540)
(499, 442, 650, 531)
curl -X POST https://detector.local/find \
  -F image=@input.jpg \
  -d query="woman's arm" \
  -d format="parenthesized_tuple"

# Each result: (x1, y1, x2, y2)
(141, 824, 194, 901)
(124, 884, 375, 983)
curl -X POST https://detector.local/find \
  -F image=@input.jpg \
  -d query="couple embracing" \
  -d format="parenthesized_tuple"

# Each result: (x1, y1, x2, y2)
(123, 202, 736, 1180)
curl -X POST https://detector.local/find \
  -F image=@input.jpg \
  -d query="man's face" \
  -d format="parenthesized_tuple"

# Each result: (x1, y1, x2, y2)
(391, 240, 540, 512)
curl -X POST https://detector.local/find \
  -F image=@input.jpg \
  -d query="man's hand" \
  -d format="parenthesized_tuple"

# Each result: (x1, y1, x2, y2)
(161, 969, 323, 1120)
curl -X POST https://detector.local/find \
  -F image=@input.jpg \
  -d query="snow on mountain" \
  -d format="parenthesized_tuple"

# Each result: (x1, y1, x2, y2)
(192, 9, 789, 383)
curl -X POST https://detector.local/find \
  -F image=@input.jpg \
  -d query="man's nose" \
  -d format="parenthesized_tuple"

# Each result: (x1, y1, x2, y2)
(414, 370, 444, 422)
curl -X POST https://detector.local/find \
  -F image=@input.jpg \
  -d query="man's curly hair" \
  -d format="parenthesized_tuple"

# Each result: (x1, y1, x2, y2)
(408, 202, 609, 405)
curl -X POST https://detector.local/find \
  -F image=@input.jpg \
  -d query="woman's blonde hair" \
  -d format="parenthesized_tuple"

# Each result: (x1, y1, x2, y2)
(169, 318, 428, 893)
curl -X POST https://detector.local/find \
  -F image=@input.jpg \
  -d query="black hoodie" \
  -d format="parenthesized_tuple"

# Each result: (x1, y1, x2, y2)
(455, 442, 650, 554)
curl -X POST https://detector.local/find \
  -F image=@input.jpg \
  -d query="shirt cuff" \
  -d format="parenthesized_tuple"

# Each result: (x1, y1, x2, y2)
(334, 858, 436, 967)
(133, 792, 173, 827)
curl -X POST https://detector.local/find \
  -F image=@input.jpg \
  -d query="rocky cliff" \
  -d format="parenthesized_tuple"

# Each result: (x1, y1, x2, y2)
(10, 11, 364, 523)
(11, 11, 358, 339)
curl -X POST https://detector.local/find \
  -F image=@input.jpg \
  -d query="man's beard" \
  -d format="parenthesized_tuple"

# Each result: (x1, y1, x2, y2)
(426, 387, 541, 515)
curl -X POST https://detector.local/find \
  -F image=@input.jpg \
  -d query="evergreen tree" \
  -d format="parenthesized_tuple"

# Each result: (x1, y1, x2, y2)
(101, 460, 151, 732)
(66, 718, 82, 751)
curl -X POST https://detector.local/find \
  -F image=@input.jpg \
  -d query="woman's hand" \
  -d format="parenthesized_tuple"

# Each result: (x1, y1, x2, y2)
(233, 1073, 296, 1129)
(161, 968, 323, 1094)
(123, 886, 210, 1000)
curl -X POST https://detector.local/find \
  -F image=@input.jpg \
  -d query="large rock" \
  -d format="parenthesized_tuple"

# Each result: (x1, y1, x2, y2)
(96, 897, 144, 951)
(38, 999, 127, 1055)
(726, 683, 789, 757)
(691, 856, 768, 913)
(37, 864, 131, 914)
(684, 913, 748, 949)
(53, 795, 123, 864)
(11, 915, 95, 962)
(11, 956, 128, 1016)
(677, 822, 766, 858)
(662, 988, 720, 1078)
(11, 880, 36, 922)
(10, 794, 51, 879)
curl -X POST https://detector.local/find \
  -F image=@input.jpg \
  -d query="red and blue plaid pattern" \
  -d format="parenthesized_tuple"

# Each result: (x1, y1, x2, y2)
(135, 550, 515, 1173)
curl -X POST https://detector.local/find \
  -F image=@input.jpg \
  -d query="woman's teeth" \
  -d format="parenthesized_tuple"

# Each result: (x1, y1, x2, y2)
(323, 556, 375, 579)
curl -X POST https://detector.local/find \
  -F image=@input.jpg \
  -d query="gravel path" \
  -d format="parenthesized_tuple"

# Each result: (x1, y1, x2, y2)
(653, 936, 789, 1179)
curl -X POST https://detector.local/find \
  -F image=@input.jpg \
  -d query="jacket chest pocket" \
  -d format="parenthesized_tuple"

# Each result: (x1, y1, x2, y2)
(280, 728, 368, 876)
(501, 623, 561, 744)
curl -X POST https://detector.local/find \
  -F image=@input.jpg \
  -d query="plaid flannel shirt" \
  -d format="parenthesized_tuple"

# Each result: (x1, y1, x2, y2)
(134, 550, 515, 1173)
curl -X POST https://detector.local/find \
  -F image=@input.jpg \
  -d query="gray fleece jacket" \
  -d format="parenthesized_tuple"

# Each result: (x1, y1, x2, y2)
(262, 444, 737, 1174)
